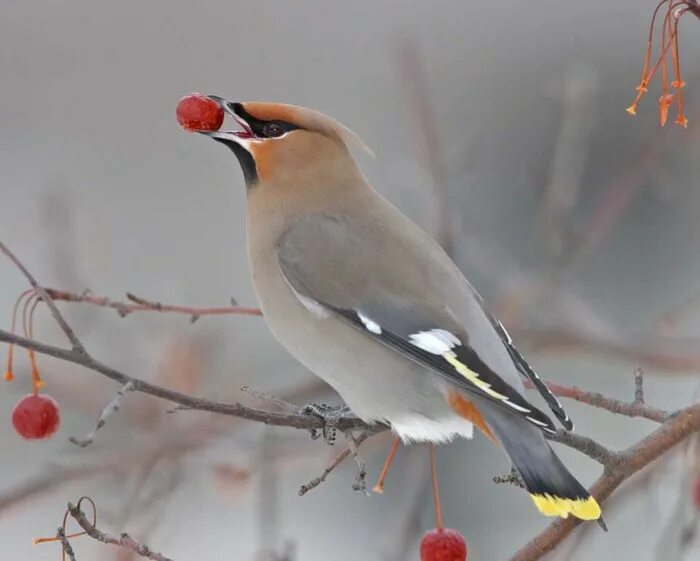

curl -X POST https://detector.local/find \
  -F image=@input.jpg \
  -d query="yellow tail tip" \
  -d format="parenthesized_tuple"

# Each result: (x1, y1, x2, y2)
(530, 493, 601, 521)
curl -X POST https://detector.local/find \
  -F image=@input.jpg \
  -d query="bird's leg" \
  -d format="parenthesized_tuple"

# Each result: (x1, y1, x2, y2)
(301, 403, 350, 445)
(429, 444, 444, 530)
(373, 437, 402, 493)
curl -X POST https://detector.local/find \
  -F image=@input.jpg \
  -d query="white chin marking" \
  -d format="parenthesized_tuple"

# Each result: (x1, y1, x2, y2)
(409, 329, 461, 355)
(390, 416, 474, 444)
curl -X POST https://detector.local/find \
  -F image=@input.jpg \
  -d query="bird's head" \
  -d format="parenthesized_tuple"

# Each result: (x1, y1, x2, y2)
(200, 97, 372, 189)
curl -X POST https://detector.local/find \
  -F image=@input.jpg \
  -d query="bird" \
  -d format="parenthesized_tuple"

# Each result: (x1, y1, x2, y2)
(195, 96, 602, 523)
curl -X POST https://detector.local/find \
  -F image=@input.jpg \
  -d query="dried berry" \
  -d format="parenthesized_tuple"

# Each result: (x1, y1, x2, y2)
(12, 393, 60, 440)
(176, 93, 224, 132)
(420, 528, 468, 561)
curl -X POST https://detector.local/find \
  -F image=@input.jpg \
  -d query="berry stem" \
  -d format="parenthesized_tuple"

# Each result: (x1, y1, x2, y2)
(429, 445, 444, 531)
(373, 437, 401, 493)
(672, 10, 688, 126)
(4, 289, 35, 381)
(22, 293, 44, 393)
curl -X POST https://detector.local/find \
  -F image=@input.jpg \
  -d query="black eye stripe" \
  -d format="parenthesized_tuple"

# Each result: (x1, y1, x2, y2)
(233, 103, 301, 138)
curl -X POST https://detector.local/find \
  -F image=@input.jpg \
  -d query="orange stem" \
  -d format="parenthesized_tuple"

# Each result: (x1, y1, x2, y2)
(22, 293, 43, 394)
(373, 437, 401, 493)
(430, 445, 444, 531)
(641, 0, 671, 86)
(4, 289, 35, 381)
(672, 11, 688, 126)
(34, 496, 97, 561)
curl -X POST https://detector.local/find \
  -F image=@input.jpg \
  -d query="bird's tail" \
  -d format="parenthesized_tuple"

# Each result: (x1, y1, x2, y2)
(480, 403, 602, 522)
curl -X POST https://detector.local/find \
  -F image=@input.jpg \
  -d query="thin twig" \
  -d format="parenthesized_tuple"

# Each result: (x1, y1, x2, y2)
(524, 378, 669, 423)
(240, 385, 300, 413)
(346, 432, 368, 493)
(298, 430, 376, 495)
(546, 430, 618, 466)
(57, 527, 77, 561)
(69, 380, 135, 447)
(0, 328, 370, 433)
(67, 502, 174, 561)
(0, 242, 86, 354)
(44, 288, 262, 320)
(634, 367, 645, 404)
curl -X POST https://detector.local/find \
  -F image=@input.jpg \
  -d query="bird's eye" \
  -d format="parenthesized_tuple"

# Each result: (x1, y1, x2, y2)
(263, 122, 285, 138)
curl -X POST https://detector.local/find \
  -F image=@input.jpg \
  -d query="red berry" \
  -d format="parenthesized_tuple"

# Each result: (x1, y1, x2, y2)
(176, 93, 224, 132)
(12, 394, 60, 440)
(420, 528, 468, 561)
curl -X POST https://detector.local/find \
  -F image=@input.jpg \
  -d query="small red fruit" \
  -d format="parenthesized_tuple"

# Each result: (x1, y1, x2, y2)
(176, 93, 224, 132)
(420, 528, 468, 561)
(12, 394, 60, 440)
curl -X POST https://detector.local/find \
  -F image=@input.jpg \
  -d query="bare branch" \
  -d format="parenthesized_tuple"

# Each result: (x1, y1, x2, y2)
(241, 385, 300, 413)
(67, 502, 174, 561)
(345, 431, 368, 493)
(57, 527, 77, 561)
(69, 380, 135, 447)
(524, 378, 669, 423)
(634, 367, 645, 404)
(44, 287, 262, 320)
(546, 430, 618, 467)
(0, 241, 86, 354)
(299, 430, 377, 496)
(0, 328, 371, 433)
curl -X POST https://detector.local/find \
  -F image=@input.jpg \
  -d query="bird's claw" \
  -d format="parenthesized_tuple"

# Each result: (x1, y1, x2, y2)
(301, 403, 349, 445)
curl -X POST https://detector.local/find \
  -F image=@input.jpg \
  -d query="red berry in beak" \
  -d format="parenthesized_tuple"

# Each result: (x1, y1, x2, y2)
(176, 93, 224, 132)
(420, 528, 468, 561)
(12, 393, 60, 440)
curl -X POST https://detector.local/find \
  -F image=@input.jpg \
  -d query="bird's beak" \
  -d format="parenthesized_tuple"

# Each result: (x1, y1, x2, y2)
(198, 96, 256, 144)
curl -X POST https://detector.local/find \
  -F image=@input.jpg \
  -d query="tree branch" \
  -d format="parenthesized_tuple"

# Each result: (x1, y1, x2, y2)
(524, 379, 669, 423)
(57, 527, 77, 561)
(0, 328, 369, 432)
(44, 288, 262, 321)
(0, 242, 86, 354)
(67, 501, 173, 561)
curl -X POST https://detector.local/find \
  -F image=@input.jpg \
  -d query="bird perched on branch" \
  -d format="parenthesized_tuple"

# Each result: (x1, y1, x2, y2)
(195, 97, 602, 523)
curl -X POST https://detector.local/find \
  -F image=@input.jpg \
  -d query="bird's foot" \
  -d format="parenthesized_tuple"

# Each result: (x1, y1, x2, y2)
(301, 403, 350, 445)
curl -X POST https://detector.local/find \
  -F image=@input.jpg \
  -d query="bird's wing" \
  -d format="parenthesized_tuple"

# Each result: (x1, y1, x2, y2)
(276, 213, 561, 434)
(486, 311, 573, 430)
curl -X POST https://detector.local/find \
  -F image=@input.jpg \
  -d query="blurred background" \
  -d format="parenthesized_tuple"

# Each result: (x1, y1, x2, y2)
(1, 1, 700, 559)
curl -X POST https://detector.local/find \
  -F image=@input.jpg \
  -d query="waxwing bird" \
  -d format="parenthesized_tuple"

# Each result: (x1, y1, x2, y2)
(196, 97, 602, 523)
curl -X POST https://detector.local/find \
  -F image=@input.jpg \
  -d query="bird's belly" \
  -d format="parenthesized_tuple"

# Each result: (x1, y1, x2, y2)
(251, 265, 472, 442)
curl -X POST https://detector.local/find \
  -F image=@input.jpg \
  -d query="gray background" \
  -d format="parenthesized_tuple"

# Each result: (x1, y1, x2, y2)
(1, 1, 700, 560)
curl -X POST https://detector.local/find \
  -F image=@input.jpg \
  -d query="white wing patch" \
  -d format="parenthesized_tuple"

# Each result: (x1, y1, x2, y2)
(409, 329, 461, 354)
(357, 312, 382, 334)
